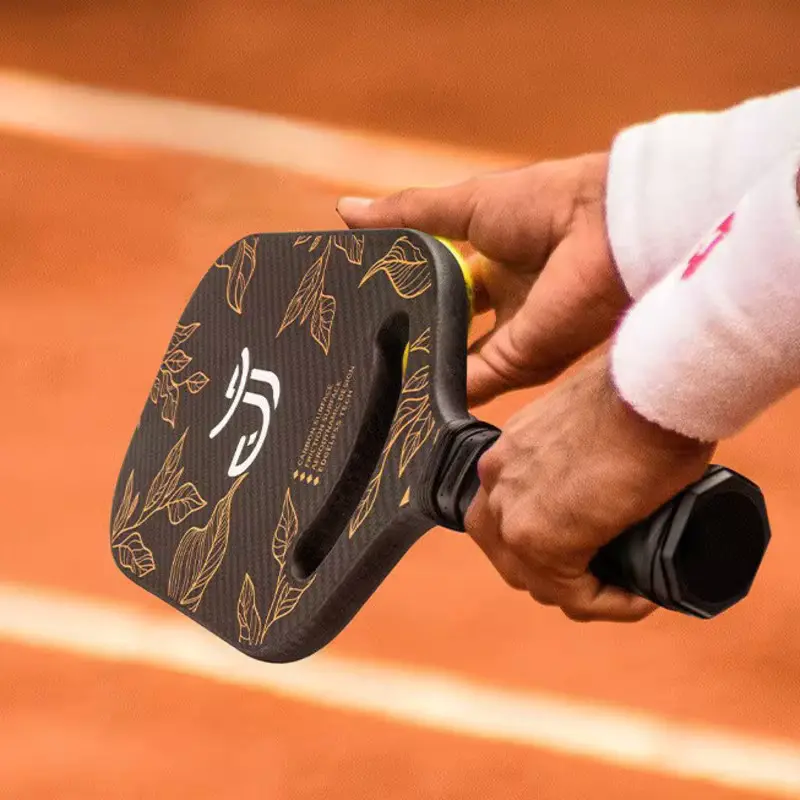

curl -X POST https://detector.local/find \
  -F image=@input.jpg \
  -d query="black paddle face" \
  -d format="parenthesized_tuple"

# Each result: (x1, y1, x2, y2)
(111, 230, 472, 662)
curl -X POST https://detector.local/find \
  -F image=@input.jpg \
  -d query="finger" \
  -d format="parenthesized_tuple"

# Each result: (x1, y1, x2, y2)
(336, 181, 479, 238)
(466, 323, 558, 407)
(557, 573, 657, 623)
(466, 351, 514, 407)
(502, 235, 629, 380)
(464, 487, 531, 592)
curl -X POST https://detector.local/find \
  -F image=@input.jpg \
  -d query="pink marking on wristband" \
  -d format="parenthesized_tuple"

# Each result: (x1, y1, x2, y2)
(681, 213, 735, 281)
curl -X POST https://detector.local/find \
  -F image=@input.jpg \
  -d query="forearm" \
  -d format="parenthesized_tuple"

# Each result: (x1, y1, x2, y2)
(606, 87, 800, 299)
(611, 152, 800, 442)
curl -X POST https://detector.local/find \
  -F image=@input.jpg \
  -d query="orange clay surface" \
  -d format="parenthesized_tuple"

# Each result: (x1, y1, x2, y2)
(1, 3, 800, 798)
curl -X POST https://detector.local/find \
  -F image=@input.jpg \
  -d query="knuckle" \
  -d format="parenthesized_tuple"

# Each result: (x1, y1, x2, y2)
(500, 569, 527, 592)
(527, 581, 558, 607)
(498, 521, 528, 550)
(562, 605, 594, 623)
(476, 444, 503, 487)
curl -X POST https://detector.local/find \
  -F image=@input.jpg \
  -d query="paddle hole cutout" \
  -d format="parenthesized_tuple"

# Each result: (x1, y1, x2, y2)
(290, 312, 410, 580)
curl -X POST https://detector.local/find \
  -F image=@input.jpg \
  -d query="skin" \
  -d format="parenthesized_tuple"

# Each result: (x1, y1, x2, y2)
(337, 156, 713, 622)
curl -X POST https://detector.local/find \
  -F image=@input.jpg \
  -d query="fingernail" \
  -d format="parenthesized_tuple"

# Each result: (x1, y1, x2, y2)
(337, 196, 373, 215)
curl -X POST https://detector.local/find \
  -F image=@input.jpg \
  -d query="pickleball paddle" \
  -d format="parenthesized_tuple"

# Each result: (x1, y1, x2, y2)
(111, 230, 770, 662)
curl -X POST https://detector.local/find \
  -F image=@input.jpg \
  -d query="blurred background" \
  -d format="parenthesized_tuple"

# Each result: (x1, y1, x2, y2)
(1, 2, 799, 798)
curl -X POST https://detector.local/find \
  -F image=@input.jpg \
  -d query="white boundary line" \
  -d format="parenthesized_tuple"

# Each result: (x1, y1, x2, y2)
(1, 70, 799, 795)
(0, 70, 515, 192)
(0, 581, 799, 797)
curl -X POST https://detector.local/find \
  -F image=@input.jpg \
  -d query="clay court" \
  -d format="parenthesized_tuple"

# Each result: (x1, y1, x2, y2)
(1, 2, 800, 797)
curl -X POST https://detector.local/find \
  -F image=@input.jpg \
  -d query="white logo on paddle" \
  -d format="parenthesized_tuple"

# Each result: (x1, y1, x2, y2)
(209, 347, 280, 477)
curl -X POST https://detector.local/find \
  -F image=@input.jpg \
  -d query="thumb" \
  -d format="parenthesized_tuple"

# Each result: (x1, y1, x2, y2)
(336, 181, 479, 238)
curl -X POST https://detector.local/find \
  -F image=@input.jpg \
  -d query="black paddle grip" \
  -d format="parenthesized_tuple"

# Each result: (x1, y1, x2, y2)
(432, 423, 770, 618)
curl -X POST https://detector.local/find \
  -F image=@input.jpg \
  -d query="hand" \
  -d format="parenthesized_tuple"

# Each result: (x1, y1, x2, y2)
(337, 154, 629, 406)
(464, 354, 715, 622)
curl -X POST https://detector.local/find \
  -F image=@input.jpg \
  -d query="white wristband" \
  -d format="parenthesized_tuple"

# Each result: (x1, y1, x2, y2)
(606, 88, 800, 299)
(611, 152, 800, 442)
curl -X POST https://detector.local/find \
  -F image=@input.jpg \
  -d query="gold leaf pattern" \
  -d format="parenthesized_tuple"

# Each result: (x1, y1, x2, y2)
(150, 322, 208, 427)
(309, 234, 323, 251)
(399, 401, 434, 477)
(348, 394, 427, 537)
(402, 365, 429, 395)
(168, 474, 247, 613)
(112, 428, 205, 580)
(334, 234, 365, 265)
(160, 378, 179, 427)
(237, 573, 262, 645)
(182, 371, 210, 394)
(310, 293, 336, 355)
(278, 250, 326, 335)
(293, 234, 312, 247)
(277, 237, 337, 354)
(112, 471, 138, 538)
(272, 488, 298, 568)
(360, 236, 431, 298)
(168, 322, 201, 352)
(348, 473, 382, 537)
(348, 355, 436, 536)
(240, 486, 317, 645)
(115, 532, 156, 578)
(163, 349, 192, 373)
(166, 482, 207, 525)
(271, 583, 312, 625)
(144, 430, 187, 513)
(214, 236, 258, 314)
(408, 327, 431, 354)
(149, 373, 162, 404)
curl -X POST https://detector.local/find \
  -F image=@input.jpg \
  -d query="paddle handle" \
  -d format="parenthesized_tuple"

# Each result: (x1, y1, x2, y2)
(433, 423, 770, 618)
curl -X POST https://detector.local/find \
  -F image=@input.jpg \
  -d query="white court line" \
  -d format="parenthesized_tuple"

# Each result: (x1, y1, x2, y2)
(0, 70, 516, 191)
(0, 582, 799, 797)
(1, 69, 799, 795)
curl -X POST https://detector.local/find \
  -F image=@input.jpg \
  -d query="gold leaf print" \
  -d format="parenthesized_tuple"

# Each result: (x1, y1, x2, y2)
(334, 233, 365, 265)
(215, 237, 258, 314)
(116, 532, 156, 578)
(166, 482, 207, 525)
(390, 394, 428, 439)
(272, 488, 298, 568)
(309, 234, 323, 251)
(144, 430, 188, 512)
(293, 234, 312, 247)
(261, 573, 316, 643)
(160, 381, 179, 427)
(112, 427, 206, 580)
(348, 393, 431, 538)
(348, 472, 381, 537)
(112, 471, 138, 537)
(271, 584, 312, 625)
(151, 322, 208, 428)
(163, 349, 192, 374)
(237, 573, 262, 645)
(182, 371, 210, 394)
(277, 250, 326, 335)
(398, 401, 434, 477)
(158, 369, 171, 398)
(402, 365, 429, 395)
(360, 236, 431, 299)
(310, 293, 336, 355)
(408, 327, 431, 354)
(168, 322, 200, 352)
(168, 474, 247, 613)
(149, 373, 162, 404)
